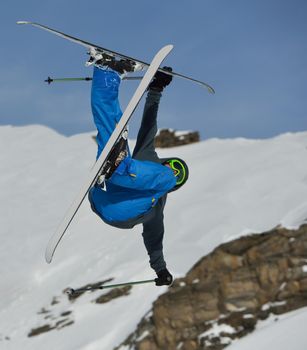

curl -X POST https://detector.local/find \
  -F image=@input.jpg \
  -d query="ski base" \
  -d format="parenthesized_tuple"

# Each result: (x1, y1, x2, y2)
(17, 21, 215, 93)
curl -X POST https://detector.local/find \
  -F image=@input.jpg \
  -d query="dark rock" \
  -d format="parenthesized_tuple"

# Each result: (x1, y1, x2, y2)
(60, 311, 72, 317)
(28, 324, 56, 337)
(0, 334, 10, 342)
(154, 129, 200, 148)
(94, 285, 132, 304)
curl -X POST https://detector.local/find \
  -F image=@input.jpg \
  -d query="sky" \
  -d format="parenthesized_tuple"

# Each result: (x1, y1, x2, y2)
(0, 0, 306, 139)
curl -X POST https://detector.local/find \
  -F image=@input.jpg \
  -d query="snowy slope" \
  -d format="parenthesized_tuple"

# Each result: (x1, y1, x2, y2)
(1, 125, 307, 350)
(227, 307, 307, 350)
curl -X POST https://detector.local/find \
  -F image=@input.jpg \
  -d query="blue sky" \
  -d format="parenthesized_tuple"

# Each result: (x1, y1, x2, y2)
(1, 0, 306, 139)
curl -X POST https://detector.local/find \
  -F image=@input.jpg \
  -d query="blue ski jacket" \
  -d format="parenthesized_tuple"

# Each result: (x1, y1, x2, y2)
(88, 68, 176, 224)
(90, 156, 175, 222)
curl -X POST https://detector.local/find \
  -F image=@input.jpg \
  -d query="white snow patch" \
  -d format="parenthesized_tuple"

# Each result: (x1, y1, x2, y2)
(261, 301, 287, 311)
(199, 322, 236, 347)
(199, 322, 237, 339)
(136, 330, 150, 342)
(279, 282, 287, 291)
(176, 342, 183, 349)
(174, 130, 193, 137)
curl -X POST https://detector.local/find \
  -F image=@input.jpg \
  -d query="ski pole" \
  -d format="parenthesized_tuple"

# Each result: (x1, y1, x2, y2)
(65, 278, 156, 296)
(45, 76, 92, 84)
(45, 76, 143, 84)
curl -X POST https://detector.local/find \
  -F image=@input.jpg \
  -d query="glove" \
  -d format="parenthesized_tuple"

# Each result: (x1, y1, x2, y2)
(155, 268, 173, 286)
(148, 66, 173, 92)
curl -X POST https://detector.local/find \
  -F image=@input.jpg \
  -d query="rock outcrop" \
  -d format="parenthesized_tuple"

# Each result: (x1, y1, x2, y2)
(155, 129, 200, 148)
(116, 225, 307, 350)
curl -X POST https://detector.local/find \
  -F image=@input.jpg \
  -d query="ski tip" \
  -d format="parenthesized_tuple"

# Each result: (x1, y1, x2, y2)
(156, 45, 173, 58)
(45, 249, 53, 264)
(207, 86, 215, 94)
(16, 21, 32, 25)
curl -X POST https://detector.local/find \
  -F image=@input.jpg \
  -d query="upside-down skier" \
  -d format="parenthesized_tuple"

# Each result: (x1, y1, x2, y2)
(87, 56, 189, 286)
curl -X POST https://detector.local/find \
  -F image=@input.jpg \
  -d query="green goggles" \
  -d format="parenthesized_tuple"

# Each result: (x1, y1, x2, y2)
(167, 158, 187, 186)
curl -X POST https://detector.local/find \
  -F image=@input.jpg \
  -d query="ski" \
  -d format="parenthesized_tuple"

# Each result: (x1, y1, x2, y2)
(43, 45, 173, 263)
(17, 21, 215, 94)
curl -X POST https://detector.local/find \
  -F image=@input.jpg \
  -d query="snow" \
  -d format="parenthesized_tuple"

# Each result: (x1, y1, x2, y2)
(243, 314, 255, 319)
(1, 125, 307, 350)
(174, 130, 193, 137)
(261, 301, 287, 311)
(227, 307, 307, 350)
(199, 322, 236, 345)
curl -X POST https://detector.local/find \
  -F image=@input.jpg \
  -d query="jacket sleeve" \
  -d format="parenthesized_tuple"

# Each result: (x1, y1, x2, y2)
(91, 67, 122, 160)
(141, 195, 167, 273)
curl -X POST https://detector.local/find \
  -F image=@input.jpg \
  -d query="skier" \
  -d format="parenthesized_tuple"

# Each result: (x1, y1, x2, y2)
(88, 58, 189, 286)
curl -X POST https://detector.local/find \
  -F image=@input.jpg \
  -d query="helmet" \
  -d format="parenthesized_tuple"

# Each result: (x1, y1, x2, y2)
(163, 157, 189, 191)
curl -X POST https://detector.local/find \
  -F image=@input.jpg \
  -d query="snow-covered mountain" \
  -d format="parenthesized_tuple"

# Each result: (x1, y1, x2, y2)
(1, 125, 307, 350)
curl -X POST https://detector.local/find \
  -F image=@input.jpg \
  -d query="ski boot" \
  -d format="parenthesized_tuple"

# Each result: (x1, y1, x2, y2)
(96, 130, 129, 186)
(86, 48, 144, 74)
